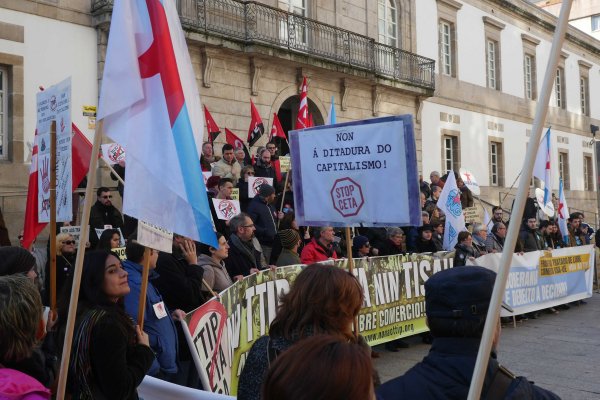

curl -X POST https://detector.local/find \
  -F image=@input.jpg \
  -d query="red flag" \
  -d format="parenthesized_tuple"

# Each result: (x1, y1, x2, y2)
(270, 113, 287, 142)
(203, 105, 221, 143)
(273, 159, 282, 182)
(225, 128, 251, 164)
(22, 124, 94, 248)
(295, 77, 308, 129)
(308, 113, 314, 127)
(248, 100, 264, 146)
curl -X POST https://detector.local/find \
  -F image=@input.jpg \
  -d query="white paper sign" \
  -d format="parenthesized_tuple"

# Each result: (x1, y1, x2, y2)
(211, 198, 241, 220)
(101, 143, 126, 164)
(36, 78, 72, 223)
(202, 171, 212, 191)
(59, 225, 89, 247)
(289, 116, 421, 226)
(137, 220, 174, 253)
(247, 176, 273, 198)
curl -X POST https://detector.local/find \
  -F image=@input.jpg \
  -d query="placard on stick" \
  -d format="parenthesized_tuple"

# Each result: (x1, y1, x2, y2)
(137, 220, 173, 253)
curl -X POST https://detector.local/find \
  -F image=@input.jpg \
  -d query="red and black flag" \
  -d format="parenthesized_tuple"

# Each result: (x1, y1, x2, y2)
(204, 105, 221, 143)
(269, 113, 287, 142)
(248, 100, 264, 146)
(226, 128, 252, 165)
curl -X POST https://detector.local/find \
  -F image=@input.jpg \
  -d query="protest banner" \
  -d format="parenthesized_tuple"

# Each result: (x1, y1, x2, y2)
(137, 220, 174, 253)
(138, 375, 234, 400)
(471, 245, 594, 315)
(463, 207, 480, 224)
(288, 115, 421, 227)
(247, 176, 273, 198)
(101, 143, 126, 164)
(37, 78, 72, 223)
(183, 253, 453, 395)
(211, 199, 241, 220)
(59, 225, 89, 247)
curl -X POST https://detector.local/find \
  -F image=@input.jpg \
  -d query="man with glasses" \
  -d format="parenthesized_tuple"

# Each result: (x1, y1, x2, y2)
(254, 148, 279, 187)
(89, 186, 124, 248)
(266, 141, 279, 160)
(225, 212, 268, 281)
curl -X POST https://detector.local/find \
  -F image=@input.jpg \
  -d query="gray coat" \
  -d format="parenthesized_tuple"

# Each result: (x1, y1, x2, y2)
(197, 254, 233, 293)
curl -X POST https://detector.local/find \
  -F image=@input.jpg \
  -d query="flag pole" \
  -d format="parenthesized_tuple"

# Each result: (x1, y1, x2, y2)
(100, 156, 125, 186)
(277, 170, 291, 229)
(137, 247, 152, 329)
(49, 121, 57, 313)
(56, 119, 104, 400)
(467, 1, 573, 398)
(344, 226, 359, 339)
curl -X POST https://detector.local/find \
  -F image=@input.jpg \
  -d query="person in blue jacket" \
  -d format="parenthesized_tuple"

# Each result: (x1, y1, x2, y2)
(377, 266, 561, 400)
(122, 238, 181, 383)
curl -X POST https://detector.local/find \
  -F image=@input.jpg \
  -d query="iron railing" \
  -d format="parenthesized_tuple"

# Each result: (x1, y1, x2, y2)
(91, 0, 435, 90)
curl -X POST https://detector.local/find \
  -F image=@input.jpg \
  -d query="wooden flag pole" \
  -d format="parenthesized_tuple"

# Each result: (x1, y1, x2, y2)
(100, 156, 125, 186)
(49, 121, 58, 313)
(277, 169, 291, 229)
(467, 1, 573, 398)
(345, 226, 359, 338)
(137, 247, 152, 330)
(56, 120, 104, 400)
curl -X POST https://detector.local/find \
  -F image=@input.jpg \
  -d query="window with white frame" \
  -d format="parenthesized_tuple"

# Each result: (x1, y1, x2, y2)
(558, 151, 570, 190)
(486, 39, 499, 89)
(378, 0, 397, 47)
(440, 20, 453, 76)
(442, 134, 460, 173)
(523, 54, 536, 100)
(0, 67, 6, 160)
(555, 67, 565, 109)
(279, 0, 307, 45)
(489, 141, 504, 186)
(580, 76, 589, 116)
(592, 14, 600, 32)
(584, 155, 594, 191)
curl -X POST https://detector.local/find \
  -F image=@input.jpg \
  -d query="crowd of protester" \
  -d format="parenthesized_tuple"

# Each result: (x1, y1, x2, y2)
(0, 140, 592, 399)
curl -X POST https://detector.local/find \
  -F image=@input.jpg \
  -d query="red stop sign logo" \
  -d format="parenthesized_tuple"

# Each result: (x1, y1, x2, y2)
(330, 177, 364, 217)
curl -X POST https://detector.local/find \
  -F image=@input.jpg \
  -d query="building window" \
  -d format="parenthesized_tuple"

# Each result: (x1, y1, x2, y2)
(0, 67, 6, 160)
(439, 21, 453, 76)
(584, 155, 594, 191)
(489, 141, 504, 186)
(486, 39, 499, 90)
(523, 54, 536, 100)
(442, 134, 460, 173)
(558, 151, 570, 190)
(592, 14, 600, 32)
(555, 67, 566, 109)
(378, 0, 397, 47)
(279, 0, 308, 45)
(580, 76, 590, 116)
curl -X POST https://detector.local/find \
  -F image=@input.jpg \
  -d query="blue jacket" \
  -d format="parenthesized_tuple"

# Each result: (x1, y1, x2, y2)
(247, 196, 277, 247)
(377, 337, 561, 400)
(123, 260, 179, 376)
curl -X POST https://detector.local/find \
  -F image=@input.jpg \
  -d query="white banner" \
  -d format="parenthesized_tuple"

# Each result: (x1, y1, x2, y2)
(101, 143, 126, 164)
(247, 176, 273, 198)
(471, 245, 595, 315)
(137, 220, 174, 253)
(36, 78, 72, 223)
(288, 115, 421, 227)
(138, 375, 234, 400)
(59, 225, 89, 247)
(211, 198, 241, 220)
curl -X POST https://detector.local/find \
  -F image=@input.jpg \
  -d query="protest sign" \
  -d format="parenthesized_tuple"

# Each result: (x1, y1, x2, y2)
(184, 253, 453, 395)
(101, 143, 126, 164)
(94, 226, 126, 247)
(463, 207, 480, 224)
(471, 245, 594, 315)
(137, 220, 174, 253)
(212, 199, 241, 220)
(113, 247, 127, 260)
(247, 176, 273, 198)
(459, 168, 480, 196)
(138, 375, 234, 400)
(230, 188, 239, 201)
(279, 155, 291, 173)
(36, 78, 72, 222)
(289, 115, 421, 227)
(59, 225, 89, 247)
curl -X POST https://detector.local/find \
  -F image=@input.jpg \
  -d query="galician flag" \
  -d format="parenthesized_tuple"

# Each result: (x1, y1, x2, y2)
(557, 178, 569, 244)
(97, 0, 217, 246)
(533, 128, 552, 206)
(439, 172, 466, 250)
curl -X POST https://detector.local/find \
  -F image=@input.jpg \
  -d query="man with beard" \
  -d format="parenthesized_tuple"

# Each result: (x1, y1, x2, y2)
(254, 148, 279, 187)
(225, 212, 268, 280)
(89, 187, 123, 248)
(486, 222, 506, 253)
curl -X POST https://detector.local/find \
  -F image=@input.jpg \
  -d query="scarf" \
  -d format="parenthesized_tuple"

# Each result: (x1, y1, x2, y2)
(230, 234, 258, 269)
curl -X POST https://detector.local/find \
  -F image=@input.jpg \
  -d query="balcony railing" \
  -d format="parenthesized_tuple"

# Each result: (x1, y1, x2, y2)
(92, 0, 435, 90)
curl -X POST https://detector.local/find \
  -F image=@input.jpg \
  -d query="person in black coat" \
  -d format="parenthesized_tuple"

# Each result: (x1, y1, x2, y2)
(225, 213, 268, 280)
(237, 165, 255, 212)
(254, 149, 280, 189)
(89, 187, 124, 248)
(453, 231, 480, 267)
(378, 228, 406, 256)
(416, 225, 438, 253)
(246, 184, 281, 263)
(519, 217, 546, 252)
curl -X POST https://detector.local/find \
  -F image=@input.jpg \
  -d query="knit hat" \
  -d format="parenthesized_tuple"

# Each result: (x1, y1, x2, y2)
(279, 229, 301, 250)
(258, 184, 275, 198)
(0, 246, 36, 276)
(352, 235, 369, 250)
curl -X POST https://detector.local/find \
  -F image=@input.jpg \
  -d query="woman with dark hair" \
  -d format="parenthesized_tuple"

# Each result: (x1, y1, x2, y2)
(96, 228, 121, 250)
(237, 264, 364, 400)
(453, 231, 480, 267)
(262, 335, 375, 400)
(197, 232, 232, 293)
(55, 250, 154, 399)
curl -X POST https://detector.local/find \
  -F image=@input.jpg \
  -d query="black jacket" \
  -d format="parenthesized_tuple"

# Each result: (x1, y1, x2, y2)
(253, 159, 279, 187)
(225, 236, 264, 278)
(519, 224, 545, 252)
(89, 201, 124, 246)
(247, 197, 278, 247)
(453, 243, 480, 267)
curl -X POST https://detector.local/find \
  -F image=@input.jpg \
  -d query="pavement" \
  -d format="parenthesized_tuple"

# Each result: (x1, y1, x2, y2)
(373, 293, 600, 399)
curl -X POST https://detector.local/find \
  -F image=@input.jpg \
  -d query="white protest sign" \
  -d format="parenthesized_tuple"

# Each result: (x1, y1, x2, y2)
(463, 207, 480, 224)
(94, 226, 126, 247)
(212, 199, 241, 221)
(101, 143, 126, 164)
(137, 220, 174, 253)
(279, 156, 291, 173)
(138, 375, 234, 400)
(247, 176, 273, 198)
(36, 78, 72, 222)
(203, 171, 212, 191)
(535, 188, 555, 217)
(459, 168, 480, 196)
(230, 188, 239, 201)
(59, 225, 89, 247)
(289, 115, 421, 226)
